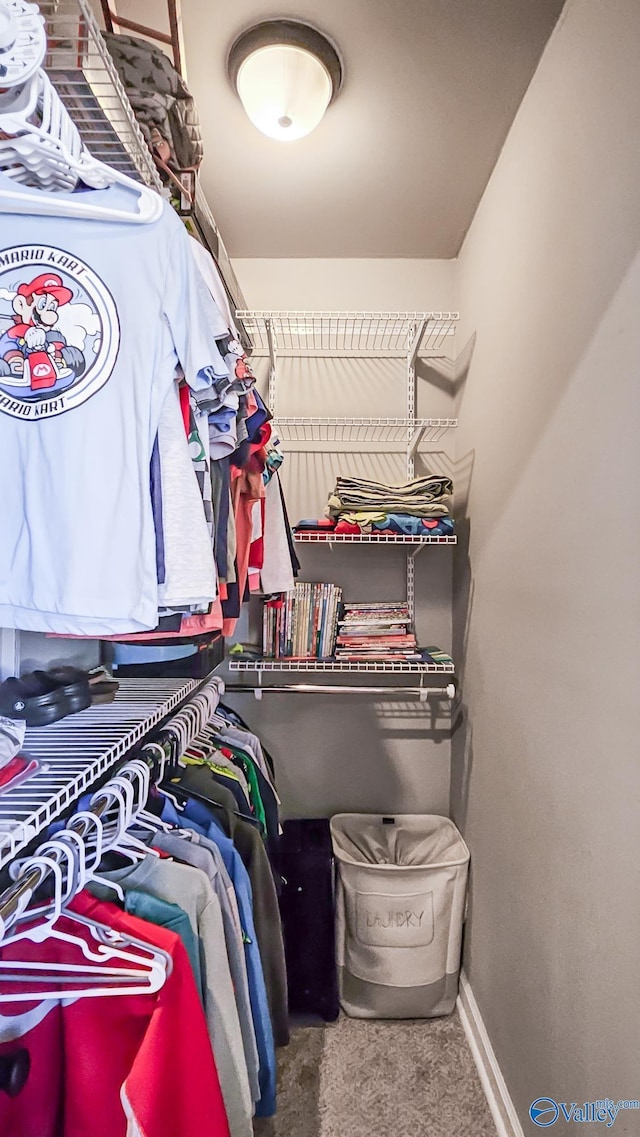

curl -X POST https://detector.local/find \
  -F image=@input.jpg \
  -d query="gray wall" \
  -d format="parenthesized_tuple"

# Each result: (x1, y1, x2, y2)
(452, 0, 640, 1131)
(225, 259, 456, 818)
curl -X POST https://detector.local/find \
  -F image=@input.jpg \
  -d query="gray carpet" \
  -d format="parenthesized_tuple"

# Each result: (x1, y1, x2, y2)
(254, 1012, 497, 1136)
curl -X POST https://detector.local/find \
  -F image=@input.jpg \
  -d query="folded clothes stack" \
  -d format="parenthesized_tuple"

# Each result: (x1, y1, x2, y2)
(323, 474, 454, 536)
(335, 514, 454, 537)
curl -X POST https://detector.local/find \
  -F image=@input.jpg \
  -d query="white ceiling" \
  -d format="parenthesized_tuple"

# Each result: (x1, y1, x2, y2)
(115, 0, 565, 258)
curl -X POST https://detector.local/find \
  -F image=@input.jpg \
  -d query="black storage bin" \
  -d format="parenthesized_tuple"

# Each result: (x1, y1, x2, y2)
(109, 636, 224, 679)
(280, 819, 340, 1022)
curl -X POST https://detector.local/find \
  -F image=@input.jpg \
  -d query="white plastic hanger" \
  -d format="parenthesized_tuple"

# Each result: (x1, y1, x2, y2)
(122, 759, 173, 834)
(0, 0, 164, 223)
(91, 779, 159, 862)
(0, 849, 170, 999)
(157, 782, 187, 816)
(70, 809, 126, 903)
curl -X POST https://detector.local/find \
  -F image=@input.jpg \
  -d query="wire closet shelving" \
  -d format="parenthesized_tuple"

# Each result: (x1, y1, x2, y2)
(40, 0, 162, 188)
(228, 659, 455, 674)
(272, 417, 457, 453)
(0, 678, 197, 871)
(293, 532, 456, 547)
(234, 309, 459, 690)
(237, 311, 459, 357)
(39, 0, 248, 316)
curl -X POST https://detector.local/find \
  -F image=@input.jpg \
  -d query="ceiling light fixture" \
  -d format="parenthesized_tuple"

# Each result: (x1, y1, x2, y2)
(228, 19, 343, 142)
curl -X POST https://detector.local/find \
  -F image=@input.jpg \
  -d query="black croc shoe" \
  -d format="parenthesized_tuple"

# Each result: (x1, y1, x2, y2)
(36, 668, 92, 714)
(0, 674, 71, 727)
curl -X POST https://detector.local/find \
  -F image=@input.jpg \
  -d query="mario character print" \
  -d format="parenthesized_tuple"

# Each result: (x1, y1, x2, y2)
(0, 273, 86, 391)
(0, 245, 119, 420)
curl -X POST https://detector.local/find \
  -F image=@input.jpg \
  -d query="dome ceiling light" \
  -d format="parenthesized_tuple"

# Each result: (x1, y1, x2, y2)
(228, 19, 343, 142)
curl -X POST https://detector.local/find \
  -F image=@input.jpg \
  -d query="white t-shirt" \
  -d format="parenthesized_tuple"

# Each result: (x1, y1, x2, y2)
(189, 237, 239, 337)
(0, 187, 229, 635)
(156, 380, 217, 608)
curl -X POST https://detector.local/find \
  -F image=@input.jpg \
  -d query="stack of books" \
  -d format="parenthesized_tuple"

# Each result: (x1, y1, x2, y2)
(262, 583, 343, 659)
(335, 601, 420, 661)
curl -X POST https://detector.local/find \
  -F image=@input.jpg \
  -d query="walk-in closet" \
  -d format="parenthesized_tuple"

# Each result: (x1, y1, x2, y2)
(0, 1, 637, 1135)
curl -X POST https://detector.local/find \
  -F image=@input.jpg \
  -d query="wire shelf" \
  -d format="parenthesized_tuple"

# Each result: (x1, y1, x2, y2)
(40, 0, 162, 188)
(293, 532, 456, 546)
(272, 417, 457, 445)
(0, 678, 197, 871)
(228, 659, 455, 674)
(237, 311, 459, 357)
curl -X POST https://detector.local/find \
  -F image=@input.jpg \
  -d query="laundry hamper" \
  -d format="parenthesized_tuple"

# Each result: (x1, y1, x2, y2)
(330, 814, 469, 1018)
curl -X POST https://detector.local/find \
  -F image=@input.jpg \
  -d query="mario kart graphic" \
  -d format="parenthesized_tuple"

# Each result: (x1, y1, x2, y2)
(0, 273, 89, 392)
(0, 246, 119, 421)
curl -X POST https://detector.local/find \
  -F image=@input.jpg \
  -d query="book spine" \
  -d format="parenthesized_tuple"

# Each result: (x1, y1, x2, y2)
(285, 591, 292, 657)
(300, 583, 307, 658)
(300, 583, 306, 657)
(291, 586, 300, 659)
(325, 589, 333, 658)
(326, 585, 333, 657)
(312, 584, 321, 658)
(317, 585, 324, 659)
(335, 588, 344, 654)
(299, 584, 305, 658)
(319, 583, 329, 657)
(328, 587, 340, 656)
(291, 586, 298, 658)
(297, 583, 303, 658)
(270, 602, 276, 658)
(308, 584, 315, 658)
(307, 583, 314, 658)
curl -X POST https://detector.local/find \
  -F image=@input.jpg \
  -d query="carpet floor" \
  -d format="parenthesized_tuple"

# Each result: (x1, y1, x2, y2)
(254, 1012, 498, 1136)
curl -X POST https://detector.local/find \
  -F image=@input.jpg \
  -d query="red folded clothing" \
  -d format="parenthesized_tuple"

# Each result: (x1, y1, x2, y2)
(0, 754, 39, 793)
(333, 521, 361, 534)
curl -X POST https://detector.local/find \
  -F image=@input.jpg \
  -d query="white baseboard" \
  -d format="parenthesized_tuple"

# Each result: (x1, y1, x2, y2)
(457, 971, 525, 1137)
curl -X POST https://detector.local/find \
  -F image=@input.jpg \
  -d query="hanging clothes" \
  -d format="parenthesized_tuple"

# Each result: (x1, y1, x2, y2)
(152, 831, 261, 1107)
(175, 793, 289, 1050)
(159, 794, 278, 1118)
(155, 380, 218, 609)
(0, 198, 229, 636)
(89, 855, 254, 1137)
(0, 891, 231, 1137)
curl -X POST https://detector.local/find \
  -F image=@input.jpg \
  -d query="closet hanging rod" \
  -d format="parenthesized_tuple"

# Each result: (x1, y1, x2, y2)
(226, 683, 457, 699)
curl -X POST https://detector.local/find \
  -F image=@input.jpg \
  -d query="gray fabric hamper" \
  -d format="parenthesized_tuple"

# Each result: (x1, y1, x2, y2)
(330, 814, 470, 1019)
